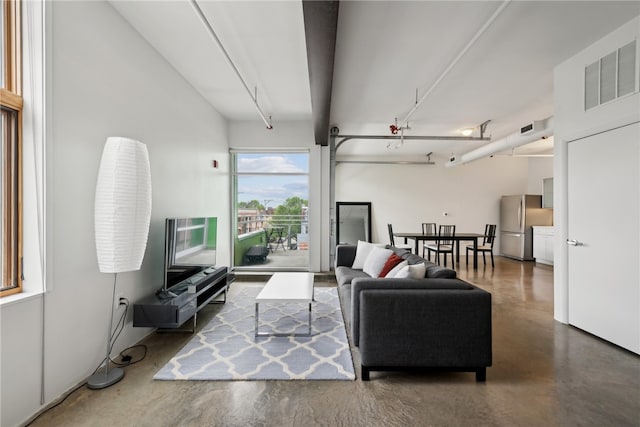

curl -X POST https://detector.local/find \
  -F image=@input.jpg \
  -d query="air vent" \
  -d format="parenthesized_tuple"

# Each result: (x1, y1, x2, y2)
(618, 41, 636, 97)
(520, 120, 544, 135)
(585, 40, 638, 111)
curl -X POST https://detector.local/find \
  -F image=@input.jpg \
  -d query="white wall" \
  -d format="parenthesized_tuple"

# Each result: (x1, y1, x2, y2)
(1, 2, 230, 426)
(553, 16, 640, 324)
(526, 157, 553, 195)
(229, 120, 328, 271)
(335, 154, 531, 248)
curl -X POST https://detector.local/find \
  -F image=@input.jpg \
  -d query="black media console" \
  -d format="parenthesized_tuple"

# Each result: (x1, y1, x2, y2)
(133, 266, 231, 330)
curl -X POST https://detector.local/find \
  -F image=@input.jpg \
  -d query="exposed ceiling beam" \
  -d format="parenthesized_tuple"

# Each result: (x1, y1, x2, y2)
(303, 0, 339, 146)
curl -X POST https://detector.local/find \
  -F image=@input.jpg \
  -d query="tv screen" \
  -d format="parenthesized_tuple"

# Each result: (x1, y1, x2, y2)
(164, 217, 217, 289)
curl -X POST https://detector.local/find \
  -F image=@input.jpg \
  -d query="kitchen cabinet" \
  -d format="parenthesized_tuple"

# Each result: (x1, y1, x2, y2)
(533, 226, 554, 265)
(543, 178, 553, 208)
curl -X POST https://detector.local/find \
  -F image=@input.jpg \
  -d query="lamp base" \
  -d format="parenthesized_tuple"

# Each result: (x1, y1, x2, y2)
(87, 366, 124, 390)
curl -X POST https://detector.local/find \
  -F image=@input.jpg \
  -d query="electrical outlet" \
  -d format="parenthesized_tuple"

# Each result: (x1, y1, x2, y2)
(115, 293, 125, 310)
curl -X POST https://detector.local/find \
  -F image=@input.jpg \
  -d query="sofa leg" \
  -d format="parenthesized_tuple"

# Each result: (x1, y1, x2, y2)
(475, 368, 486, 382)
(361, 365, 370, 381)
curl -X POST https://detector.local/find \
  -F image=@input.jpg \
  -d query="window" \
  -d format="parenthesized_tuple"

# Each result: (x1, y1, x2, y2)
(1, 0, 23, 297)
(232, 151, 309, 270)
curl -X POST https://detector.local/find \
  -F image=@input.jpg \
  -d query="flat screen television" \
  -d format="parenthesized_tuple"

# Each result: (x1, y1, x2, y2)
(163, 217, 217, 291)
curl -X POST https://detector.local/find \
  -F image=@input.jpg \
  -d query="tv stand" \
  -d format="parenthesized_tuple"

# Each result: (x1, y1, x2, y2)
(156, 290, 177, 299)
(133, 266, 230, 330)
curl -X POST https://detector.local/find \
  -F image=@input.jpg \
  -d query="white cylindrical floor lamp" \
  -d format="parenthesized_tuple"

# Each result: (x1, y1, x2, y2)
(89, 137, 152, 389)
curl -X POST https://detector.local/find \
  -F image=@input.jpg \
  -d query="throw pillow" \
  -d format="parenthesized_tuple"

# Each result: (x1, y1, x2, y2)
(394, 262, 427, 279)
(363, 246, 394, 278)
(351, 240, 375, 269)
(385, 260, 408, 278)
(378, 253, 403, 277)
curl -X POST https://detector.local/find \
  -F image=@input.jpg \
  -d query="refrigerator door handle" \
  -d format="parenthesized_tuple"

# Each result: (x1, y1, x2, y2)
(518, 202, 522, 230)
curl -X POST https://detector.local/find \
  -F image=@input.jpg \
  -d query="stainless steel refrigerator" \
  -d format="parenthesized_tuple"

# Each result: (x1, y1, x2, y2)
(500, 195, 553, 260)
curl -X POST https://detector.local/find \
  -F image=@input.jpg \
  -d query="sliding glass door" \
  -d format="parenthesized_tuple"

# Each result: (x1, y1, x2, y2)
(232, 151, 309, 270)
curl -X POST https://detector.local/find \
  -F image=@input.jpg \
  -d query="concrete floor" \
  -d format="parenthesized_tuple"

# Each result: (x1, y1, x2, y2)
(29, 257, 640, 426)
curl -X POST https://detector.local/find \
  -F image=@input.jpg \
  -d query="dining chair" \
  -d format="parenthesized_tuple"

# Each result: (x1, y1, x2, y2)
(267, 226, 286, 252)
(425, 225, 456, 268)
(421, 222, 436, 258)
(387, 224, 413, 253)
(466, 224, 497, 267)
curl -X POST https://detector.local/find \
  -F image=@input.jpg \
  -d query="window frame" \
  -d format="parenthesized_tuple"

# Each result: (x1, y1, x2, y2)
(1, 0, 23, 297)
(231, 150, 310, 271)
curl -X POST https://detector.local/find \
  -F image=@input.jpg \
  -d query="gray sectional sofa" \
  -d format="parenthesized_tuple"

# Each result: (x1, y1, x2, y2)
(335, 244, 492, 381)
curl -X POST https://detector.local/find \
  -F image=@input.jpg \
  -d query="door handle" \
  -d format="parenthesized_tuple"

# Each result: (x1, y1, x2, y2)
(566, 239, 583, 246)
(518, 204, 522, 229)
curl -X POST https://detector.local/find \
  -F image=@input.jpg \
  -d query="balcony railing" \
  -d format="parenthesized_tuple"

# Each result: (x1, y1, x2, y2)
(235, 214, 309, 268)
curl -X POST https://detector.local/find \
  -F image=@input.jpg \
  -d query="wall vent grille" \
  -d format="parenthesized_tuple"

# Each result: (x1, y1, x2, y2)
(584, 40, 638, 111)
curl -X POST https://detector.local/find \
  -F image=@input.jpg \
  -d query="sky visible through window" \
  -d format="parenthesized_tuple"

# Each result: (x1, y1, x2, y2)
(236, 153, 309, 209)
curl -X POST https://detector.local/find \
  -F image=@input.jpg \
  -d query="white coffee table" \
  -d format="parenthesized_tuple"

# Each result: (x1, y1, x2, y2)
(254, 272, 314, 338)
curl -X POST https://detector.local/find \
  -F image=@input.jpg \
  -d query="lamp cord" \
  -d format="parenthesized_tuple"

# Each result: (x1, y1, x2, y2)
(24, 299, 146, 427)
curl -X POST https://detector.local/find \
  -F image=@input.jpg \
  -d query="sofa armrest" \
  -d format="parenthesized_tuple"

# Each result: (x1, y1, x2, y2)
(350, 277, 473, 346)
(335, 244, 357, 268)
(358, 287, 492, 370)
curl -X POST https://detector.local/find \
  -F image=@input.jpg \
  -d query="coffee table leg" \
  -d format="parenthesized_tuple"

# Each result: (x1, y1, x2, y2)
(255, 301, 313, 338)
(254, 303, 259, 337)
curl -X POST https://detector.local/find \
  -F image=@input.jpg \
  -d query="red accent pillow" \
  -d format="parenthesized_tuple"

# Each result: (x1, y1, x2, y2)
(378, 253, 404, 277)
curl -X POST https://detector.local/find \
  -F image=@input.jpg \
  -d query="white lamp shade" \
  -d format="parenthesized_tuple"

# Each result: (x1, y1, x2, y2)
(95, 137, 152, 273)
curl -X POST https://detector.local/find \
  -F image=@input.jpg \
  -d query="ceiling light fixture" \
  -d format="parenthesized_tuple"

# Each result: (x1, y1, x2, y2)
(461, 128, 474, 136)
(387, 118, 411, 149)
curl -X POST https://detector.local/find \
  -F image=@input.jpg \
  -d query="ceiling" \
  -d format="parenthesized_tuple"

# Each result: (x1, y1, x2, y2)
(110, 1, 640, 161)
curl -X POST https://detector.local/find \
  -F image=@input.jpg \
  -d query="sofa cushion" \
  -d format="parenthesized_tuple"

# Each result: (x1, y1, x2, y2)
(351, 241, 386, 269)
(379, 254, 404, 277)
(425, 264, 457, 279)
(385, 260, 408, 278)
(398, 253, 457, 279)
(386, 245, 411, 258)
(403, 253, 427, 265)
(337, 282, 352, 327)
(335, 265, 370, 286)
(363, 246, 394, 277)
(393, 263, 427, 279)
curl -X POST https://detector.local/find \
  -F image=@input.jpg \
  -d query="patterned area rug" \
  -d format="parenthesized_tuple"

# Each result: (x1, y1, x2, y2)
(154, 286, 355, 381)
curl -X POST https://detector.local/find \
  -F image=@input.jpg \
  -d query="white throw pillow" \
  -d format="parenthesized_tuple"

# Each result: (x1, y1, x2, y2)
(385, 260, 408, 278)
(351, 240, 375, 269)
(393, 263, 427, 279)
(363, 246, 394, 277)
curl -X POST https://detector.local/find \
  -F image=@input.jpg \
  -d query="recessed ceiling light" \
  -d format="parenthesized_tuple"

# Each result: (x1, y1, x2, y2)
(461, 128, 474, 136)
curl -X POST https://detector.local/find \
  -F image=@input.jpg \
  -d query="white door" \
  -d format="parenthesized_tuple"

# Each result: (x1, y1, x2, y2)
(567, 122, 640, 354)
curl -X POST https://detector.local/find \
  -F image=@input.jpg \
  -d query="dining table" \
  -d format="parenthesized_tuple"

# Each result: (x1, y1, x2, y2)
(393, 231, 485, 270)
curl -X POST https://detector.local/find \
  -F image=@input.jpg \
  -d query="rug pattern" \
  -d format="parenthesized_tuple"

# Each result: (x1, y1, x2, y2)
(154, 286, 355, 380)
